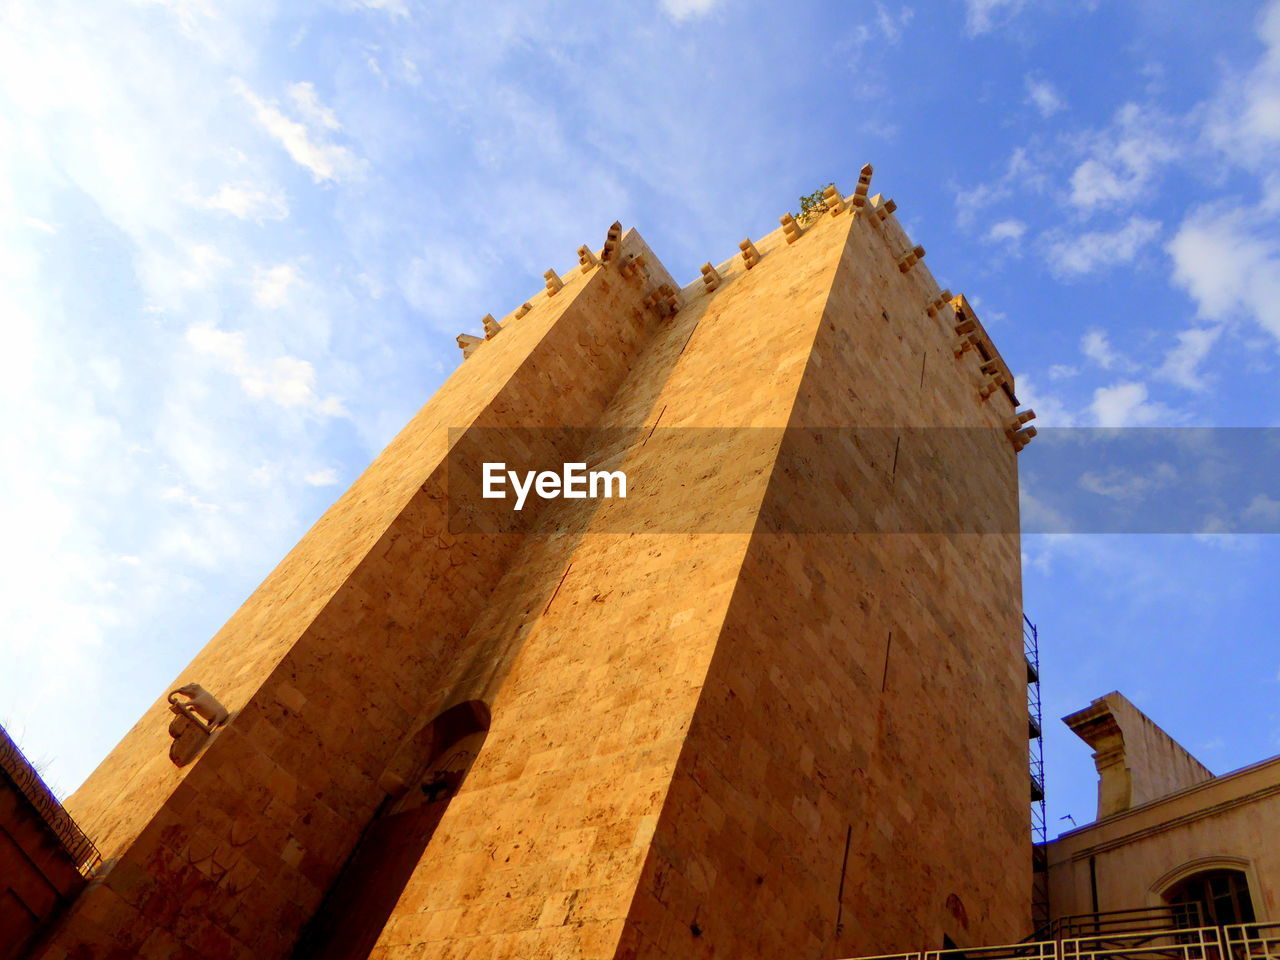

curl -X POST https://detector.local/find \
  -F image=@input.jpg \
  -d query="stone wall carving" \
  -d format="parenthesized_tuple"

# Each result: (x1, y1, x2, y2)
(166, 683, 229, 767)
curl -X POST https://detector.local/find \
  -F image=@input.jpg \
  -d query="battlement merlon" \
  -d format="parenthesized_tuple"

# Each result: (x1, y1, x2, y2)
(951, 293, 1019, 407)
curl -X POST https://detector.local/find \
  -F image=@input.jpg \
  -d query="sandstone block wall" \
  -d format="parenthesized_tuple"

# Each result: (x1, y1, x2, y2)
(613, 196, 1028, 960)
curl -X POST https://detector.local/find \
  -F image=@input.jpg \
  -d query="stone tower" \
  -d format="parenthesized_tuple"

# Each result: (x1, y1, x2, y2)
(32, 168, 1035, 960)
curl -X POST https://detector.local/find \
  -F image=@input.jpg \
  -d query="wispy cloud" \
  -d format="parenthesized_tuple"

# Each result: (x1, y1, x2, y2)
(1069, 103, 1178, 211)
(1169, 203, 1280, 345)
(1205, 0, 1280, 167)
(352, 0, 410, 15)
(1079, 462, 1178, 499)
(986, 218, 1027, 250)
(253, 263, 301, 308)
(660, 0, 725, 23)
(965, 0, 1024, 36)
(874, 3, 915, 43)
(304, 467, 340, 486)
(200, 182, 289, 221)
(1081, 329, 1132, 372)
(956, 146, 1043, 227)
(1026, 74, 1066, 117)
(1012, 372, 1077, 427)
(1157, 325, 1224, 391)
(1046, 216, 1161, 278)
(288, 82, 342, 131)
(1089, 381, 1173, 427)
(234, 78, 363, 183)
(22, 216, 59, 234)
(186, 325, 346, 416)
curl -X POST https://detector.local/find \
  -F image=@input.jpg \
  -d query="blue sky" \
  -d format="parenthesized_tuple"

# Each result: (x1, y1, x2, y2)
(2, 0, 1279, 837)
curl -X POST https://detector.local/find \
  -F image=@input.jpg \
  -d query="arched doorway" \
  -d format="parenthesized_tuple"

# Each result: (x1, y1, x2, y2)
(1164, 868, 1256, 927)
(292, 700, 490, 960)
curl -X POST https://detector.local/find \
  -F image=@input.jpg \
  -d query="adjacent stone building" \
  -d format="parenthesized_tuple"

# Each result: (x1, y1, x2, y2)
(1046, 692, 1279, 935)
(19, 169, 1040, 959)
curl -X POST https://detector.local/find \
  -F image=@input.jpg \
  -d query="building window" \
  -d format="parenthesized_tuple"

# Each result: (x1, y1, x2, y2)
(1164, 869, 1256, 927)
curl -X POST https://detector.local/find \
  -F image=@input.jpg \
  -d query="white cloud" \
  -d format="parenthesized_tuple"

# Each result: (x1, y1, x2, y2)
(1048, 364, 1078, 380)
(1168, 204, 1280, 344)
(1012, 372, 1076, 427)
(254, 263, 300, 307)
(1206, 0, 1280, 165)
(0, 0, 374, 795)
(660, 0, 724, 22)
(957, 146, 1042, 227)
(137, 0, 216, 31)
(1025, 75, 1065, 118)
(1069, 103, 1177, 211)
(1080, 329, 1129, 371)
(1079, 462, 1178, 500)
(234, 79, 362, 183)
(874, 3, 914, 43)
(1264, 172, 1280, 213)
(304, 467, 340, 486)
(1071, 158, 1137, 210)
(354, 0, 409, 14)
(200, 181, 289, 221)
(1046, 216, 1160, 278)
(186, 325, 346, 415)
(1156, 325, 1223, 391)
(161, 484, 220, 511)
(965, 0, 1024, 35)
(1089, 381, 1172, 427)
(23, 216, 58, 234)
(178, 244, 232, 291)
(986, 218, 1026, 248)
(289, 82, 341, 131)
(1245, 494, 1280, 522)
(1019, 489, 1076, 536)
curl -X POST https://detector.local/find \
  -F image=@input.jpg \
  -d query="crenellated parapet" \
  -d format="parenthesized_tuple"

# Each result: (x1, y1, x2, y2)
(448, 164, 1033, 452)
(455, 219, 674, 361)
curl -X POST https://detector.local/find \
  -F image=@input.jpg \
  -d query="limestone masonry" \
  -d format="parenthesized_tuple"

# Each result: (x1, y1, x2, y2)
(27, 167, 1041, 959)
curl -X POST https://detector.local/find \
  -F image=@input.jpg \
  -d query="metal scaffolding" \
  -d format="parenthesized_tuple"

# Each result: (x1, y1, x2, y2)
(1026, 614, 1049, 934)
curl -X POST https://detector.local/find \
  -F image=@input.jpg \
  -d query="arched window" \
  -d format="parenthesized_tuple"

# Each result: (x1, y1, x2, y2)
(293, 700, 491, 960)
(1164, 868, 1256, 927)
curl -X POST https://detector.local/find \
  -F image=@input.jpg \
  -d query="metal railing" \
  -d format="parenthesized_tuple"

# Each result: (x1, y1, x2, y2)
(1050, 905, 1205, 941)
(1061, 925, 1223, 960)
(836, 916, 1267, 960)
(1224, 921, 1280, 960)
(930, 941, 1059, 960)
(0, 723, 100, 875)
